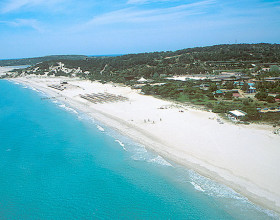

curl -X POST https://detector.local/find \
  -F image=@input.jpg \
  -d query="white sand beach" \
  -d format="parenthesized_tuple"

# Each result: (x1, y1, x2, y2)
(11, 76, 280, 214)
(0, 66, 15, 76)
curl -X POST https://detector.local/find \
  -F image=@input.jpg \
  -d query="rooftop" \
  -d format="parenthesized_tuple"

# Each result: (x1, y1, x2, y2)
(229, 110, 247, 117)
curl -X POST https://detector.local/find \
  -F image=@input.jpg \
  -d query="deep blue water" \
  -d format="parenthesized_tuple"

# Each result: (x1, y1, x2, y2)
(0, 80, 278, 219)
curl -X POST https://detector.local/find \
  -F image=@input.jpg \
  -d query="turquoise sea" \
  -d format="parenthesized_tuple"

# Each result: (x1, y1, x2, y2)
(0, 80, 278, 219)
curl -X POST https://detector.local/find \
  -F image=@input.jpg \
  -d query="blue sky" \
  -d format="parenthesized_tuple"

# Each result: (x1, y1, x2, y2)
(0, 0, 279, 59)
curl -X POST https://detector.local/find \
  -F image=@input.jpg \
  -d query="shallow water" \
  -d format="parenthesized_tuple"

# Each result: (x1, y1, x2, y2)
(0, 80, 278, 219)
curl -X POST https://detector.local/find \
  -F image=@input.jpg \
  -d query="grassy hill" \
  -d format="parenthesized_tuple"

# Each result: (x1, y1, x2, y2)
(3, 44, 280, 77)
(0, 55, 88, 66)
(34, 43, 279, 80)
(5, 43, 280, 124)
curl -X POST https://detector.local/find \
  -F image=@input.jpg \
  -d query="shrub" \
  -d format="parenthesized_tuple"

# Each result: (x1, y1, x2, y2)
(255, 92, 268, 101)
(266, 96, 275, 103)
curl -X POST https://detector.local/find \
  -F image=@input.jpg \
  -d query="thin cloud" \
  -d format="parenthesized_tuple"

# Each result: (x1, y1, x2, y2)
(127, 0, 176, 4)
(0, 18, 44, 32)
(86, 0, 215, 26)
(1, 0, 65, 13)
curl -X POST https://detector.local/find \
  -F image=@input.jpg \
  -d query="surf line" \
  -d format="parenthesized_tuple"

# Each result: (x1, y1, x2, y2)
(115, 140, 127, 151)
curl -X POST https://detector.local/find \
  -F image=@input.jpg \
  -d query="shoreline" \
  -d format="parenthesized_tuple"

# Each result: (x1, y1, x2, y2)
(8, 76, 280, 215)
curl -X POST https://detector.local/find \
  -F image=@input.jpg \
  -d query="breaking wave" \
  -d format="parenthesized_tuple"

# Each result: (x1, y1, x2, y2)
(115, 139, 127, 151)
(96, 125, 105, 132)
(187, 170, 279, 219)
(148, 155, 172, 166)
(58, 104, 78, 114)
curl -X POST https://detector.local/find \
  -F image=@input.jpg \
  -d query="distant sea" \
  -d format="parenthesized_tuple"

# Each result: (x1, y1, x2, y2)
(0, 80, 278, 219)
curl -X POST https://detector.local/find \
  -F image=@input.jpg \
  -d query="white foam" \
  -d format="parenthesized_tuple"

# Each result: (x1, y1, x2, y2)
(31, 87, 39, 92)
(115, 139, 124, 147)
(115, 139, 127, 151)
(58, 104, 78, 114)
(131, 154, 147, 161)
(188, 169, 243, 200)
(148, 155, 172, 167)
(29, 86, 47, 97)
(130, 146, 149, 160)
(76, 113, 95, 124)
(97, 125, 105, 132)
(261, 209, 280, 219)
(130, 145, 149, 161)
(131, 146, 172, 167)
(21, 84, 46, 96)
(77, 115, 91, 122)
(190, 181, 205, 192)
(186, 170, 280, 218)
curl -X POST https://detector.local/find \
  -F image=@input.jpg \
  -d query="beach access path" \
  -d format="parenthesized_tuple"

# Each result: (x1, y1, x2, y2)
(11, 76, 280, 214)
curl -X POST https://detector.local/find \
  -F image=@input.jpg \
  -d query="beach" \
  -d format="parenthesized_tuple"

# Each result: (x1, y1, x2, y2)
(11, 76, 280, 214)
(0, 66, 16, 77)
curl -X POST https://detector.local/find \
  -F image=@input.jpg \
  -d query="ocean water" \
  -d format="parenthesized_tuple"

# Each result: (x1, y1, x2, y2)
(0, 80, 279, 220)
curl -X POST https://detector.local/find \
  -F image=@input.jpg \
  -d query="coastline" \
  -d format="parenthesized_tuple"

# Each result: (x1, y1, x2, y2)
(0, 66, 17, 77)
(9, 76, 280, 215)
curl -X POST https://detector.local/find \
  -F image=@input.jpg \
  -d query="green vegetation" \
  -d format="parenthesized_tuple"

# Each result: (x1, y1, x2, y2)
(140, 80, 280, 123)
(7, 43, 280, 124)
(0, 55, 88, 66)
(14, 43, 280, 79)
(255, 81, 280, 93)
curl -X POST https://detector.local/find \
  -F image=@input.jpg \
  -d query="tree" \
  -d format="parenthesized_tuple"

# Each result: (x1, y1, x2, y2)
(224, 92, 233, 100)
(209, 83, 218, 92)
(270, 65, 280, 73)
(254, 65, 262, 72)
(255, 92, 268, 101)
(242, 99, 250, 106)
(242, 83, 249, 92)
(207, 93, 215, 100)
(266, 96, 275, 103)
(225, 82, 234, 90)
(243, 108, 261, 121)
(142, 85, 153, 95)
(153, 73, 159, 79)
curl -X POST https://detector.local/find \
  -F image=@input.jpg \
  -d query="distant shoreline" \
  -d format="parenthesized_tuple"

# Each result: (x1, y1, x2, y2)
(9, 76, 280, 215)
